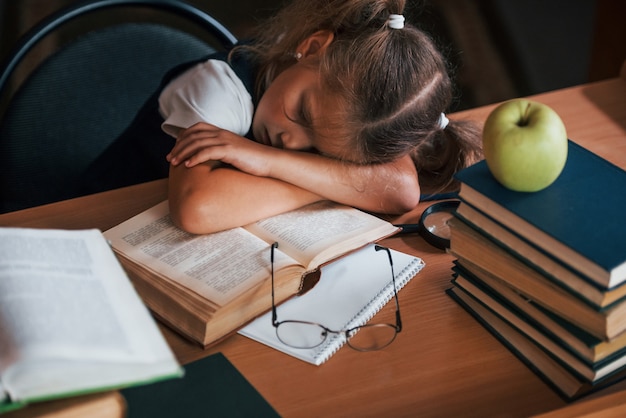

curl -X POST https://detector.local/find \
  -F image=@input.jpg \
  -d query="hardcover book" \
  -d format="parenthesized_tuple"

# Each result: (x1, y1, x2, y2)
(455, 140, 626, 289)
(452, 263, 626, 365)
(122, 353, 279, 417)
(451, 269, 626, 382)
(447, 286, 626, 401)
(455, 202, 626, 307)
(449, 217, 626, 341)
(0, 228, 182, 414)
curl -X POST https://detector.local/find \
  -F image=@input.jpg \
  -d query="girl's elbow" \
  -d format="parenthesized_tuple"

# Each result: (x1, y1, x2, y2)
(169, 193, 222, 235)
(169, 197, 202, 234)
(380, 157, 420, 213)
(389, 189, 420, 214)
(388, 175, 420, 213)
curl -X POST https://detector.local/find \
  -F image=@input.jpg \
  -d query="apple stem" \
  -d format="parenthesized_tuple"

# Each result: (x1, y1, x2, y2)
(519, 102, 532, 127)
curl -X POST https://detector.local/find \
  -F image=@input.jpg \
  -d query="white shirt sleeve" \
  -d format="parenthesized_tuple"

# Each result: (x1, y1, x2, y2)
(158, 59, 254, 138)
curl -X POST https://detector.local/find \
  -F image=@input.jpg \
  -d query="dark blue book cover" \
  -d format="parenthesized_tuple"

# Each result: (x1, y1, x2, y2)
(121, 352, 279, 418)
(455, 140, 626, 286)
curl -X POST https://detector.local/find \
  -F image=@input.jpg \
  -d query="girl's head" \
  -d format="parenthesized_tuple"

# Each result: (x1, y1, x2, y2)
(242, 0, 483, 194)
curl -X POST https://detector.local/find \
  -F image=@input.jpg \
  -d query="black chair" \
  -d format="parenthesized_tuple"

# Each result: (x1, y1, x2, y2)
(0, 0, 237, 213)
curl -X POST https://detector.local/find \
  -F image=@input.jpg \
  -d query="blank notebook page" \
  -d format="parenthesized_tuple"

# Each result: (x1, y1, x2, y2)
(239, 244, 424, 365)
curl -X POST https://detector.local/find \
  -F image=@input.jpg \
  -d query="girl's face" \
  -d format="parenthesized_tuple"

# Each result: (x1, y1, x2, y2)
(252, 59, 349, 159)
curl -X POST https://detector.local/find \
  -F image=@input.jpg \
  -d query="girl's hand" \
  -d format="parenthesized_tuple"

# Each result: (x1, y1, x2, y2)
(166, 122, 274, 177)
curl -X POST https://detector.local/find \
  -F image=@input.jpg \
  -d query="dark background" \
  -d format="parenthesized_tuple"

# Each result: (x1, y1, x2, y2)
(1, 0, 624, 112)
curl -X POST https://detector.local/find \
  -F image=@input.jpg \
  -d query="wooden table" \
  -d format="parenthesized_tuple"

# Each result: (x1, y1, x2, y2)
(2, 67, 625, 417)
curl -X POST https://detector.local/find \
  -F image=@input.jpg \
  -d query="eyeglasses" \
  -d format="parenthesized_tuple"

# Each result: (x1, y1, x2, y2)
(270, 242, 402, 352)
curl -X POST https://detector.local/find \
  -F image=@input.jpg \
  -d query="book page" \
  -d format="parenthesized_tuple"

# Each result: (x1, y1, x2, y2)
(244, 201, 398, 268)
(104, 202, 300, 306)
(0, 229, 174, 364)
(0, 227, 180, 400)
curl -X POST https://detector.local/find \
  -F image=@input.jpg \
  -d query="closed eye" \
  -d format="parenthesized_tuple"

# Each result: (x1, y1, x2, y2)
(286, 94, 313, 128)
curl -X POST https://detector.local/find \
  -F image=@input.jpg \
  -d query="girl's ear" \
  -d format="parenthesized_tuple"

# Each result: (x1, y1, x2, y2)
(296, 30, 334, 59)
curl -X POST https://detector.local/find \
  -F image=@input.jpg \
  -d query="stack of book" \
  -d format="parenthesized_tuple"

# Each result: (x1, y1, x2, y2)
(446, 140, 626, 401)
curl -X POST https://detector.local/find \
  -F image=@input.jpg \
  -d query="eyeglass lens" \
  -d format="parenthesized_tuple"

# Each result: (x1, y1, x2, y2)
(276, 321, 397, 351)
(271, 242, 400, 352)
(275, 321, 327, 349)
(347, 323, 398, 351)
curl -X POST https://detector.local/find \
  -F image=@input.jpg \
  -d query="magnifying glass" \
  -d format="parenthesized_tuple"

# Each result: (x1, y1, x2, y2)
(394, 200, 460, 250)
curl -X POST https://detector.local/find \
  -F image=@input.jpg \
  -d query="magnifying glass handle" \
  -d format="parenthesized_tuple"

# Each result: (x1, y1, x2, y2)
(393, 224, 421, 234)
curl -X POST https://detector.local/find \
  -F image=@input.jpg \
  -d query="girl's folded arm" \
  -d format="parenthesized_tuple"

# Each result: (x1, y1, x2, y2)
(167, 123, 420, 217)
(168, 161, 322, 234)
(266, 151, 420, 214)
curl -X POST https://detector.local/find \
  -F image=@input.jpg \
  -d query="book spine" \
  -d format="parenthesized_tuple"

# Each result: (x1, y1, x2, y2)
(446, 287, 587, 401)
(457, 200, 615, 292)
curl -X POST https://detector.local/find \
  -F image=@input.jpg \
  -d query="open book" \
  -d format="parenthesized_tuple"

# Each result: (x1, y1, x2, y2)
(103, 200, 400, 348)
(0, 227, 182, 415)
(240, 245, 424, 365)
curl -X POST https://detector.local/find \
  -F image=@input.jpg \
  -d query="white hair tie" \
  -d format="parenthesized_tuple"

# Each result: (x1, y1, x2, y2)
(438, 113, 449, 130)
(388, 14, 405, 30)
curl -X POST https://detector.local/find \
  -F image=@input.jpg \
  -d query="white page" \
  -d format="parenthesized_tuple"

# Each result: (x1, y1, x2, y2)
(104, 201, 298, 306)
(239, 245, 424, 365)
(0, 227, 180, 401)
(246, 201, 397, 267)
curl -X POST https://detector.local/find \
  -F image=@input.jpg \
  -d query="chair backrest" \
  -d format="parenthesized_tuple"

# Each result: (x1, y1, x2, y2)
(0, 0, 237, 213)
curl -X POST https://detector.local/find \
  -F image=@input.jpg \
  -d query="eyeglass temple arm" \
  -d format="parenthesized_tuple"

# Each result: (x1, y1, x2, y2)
(375, 245, 402, 332)
(271, 242, 279, 326)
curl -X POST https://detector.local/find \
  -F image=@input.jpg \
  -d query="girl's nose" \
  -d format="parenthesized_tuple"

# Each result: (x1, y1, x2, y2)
(280, 130, 313, 151)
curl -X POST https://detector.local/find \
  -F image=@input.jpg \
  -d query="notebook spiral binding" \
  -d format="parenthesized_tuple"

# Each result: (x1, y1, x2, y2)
(312, 257, 425, 364)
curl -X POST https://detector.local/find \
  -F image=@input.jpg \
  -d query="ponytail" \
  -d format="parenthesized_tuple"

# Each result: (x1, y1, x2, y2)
(411, 119, 483, 194)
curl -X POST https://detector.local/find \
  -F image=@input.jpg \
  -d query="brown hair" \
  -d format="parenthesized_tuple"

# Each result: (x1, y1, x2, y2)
(235, 0, 483, 194)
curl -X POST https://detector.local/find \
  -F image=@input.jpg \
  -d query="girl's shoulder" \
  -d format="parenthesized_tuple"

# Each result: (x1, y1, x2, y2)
(162, 42, 259, 100)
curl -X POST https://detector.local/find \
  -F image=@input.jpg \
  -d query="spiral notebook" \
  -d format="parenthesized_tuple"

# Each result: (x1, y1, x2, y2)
(239, 245, 424, 365)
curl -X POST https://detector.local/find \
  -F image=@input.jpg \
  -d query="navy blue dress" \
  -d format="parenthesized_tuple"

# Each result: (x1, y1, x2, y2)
(81, 49, 258, 194)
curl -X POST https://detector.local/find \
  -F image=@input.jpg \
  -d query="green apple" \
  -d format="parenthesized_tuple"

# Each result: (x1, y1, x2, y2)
(482, 99, 568, 192)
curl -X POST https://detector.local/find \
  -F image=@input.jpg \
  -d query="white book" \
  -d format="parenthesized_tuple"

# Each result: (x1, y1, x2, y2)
(0, 227, 182, 414)
(239, 245, 424, 365)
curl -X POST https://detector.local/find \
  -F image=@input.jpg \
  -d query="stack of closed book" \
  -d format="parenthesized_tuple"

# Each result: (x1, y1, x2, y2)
(446, 140, 626, 401)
